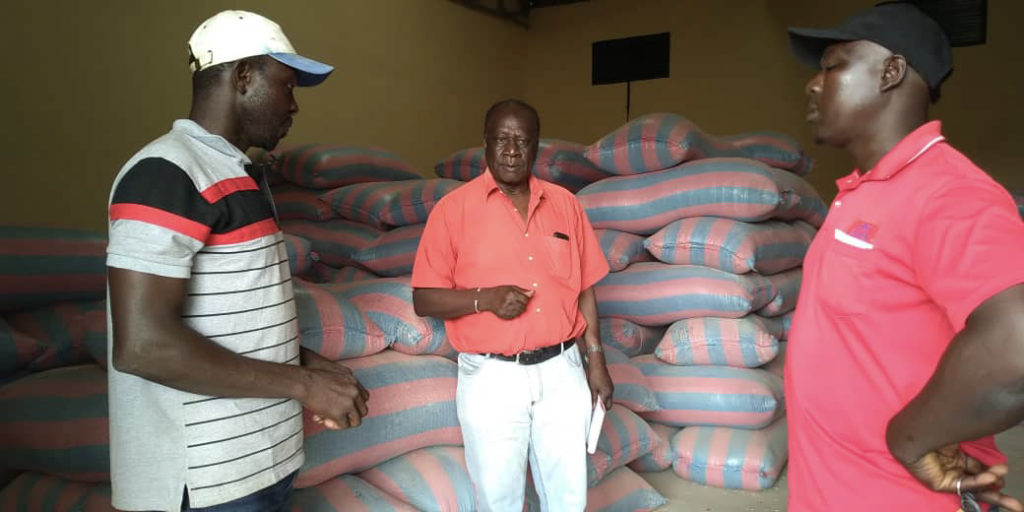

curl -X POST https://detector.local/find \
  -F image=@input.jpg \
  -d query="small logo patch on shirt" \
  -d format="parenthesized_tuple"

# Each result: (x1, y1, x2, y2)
(845, 220, 878, 243)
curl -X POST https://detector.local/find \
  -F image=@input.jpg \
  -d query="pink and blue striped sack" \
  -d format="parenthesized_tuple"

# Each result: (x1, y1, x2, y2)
(756, 311, 795, 341)
(359, 446, 475, 512)
(350, 224, 424, 278)
(583, 113, 810, 176)
(293, 278, 389, 360)
(6, 300, 106, 372)
(632, 355, 785, 429)
(328, 276, 450, 357)
(0, 318, 43, 382)
(764, 341, 786, 379)
(534, 139, 613, 192)
(577, 158, 827, 235)
(296, 350, 462, 488)
(0, 364, 110, 482)
(591, 405, 667, 479)
(644, 217, 812, 275)
(756, 268, 803, 317)
(604, 346, 659, 413)
(599, 318, 664, 357)
(270, 184, 334, 221)
(433, 147, 485, 182)
(0, 472, 113, 511)
(280, 219, 381, 268)
(282, 233, 317, 277)
(672, 416, 788, 491)
(629, 422, 679, 473)
(291, 474, 416, 512)
(320, 179, 462, 229)
(593, 263, 776, 326)
(528, 467, 666, 512)
(275, 144, 422, 189)
(655, 316, 779, 368)
(0, 226, 107, 313)
(301, 262, 378, 284)
(594, 229, 653, 272)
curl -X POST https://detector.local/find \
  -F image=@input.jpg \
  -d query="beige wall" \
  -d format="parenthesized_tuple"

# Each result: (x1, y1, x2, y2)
(1, 1, 524, 232)
(3, 0, 1021, 232)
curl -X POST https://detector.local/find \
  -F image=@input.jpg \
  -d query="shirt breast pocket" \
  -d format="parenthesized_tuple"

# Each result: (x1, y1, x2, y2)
(544, 235, 572, 279)
(819, 236, 875, 317)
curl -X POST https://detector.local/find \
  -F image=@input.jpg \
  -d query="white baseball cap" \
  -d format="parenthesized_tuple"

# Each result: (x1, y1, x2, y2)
(187, 10, 333, 87)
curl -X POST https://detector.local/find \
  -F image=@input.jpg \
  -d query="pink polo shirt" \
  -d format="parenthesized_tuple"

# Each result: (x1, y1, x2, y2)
(786, 121, 1024, 510)
(411, 170, 609, 355)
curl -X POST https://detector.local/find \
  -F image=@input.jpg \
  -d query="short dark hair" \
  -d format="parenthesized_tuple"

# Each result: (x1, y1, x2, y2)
(191, 56, 269, 96)
(484, 99, 540, 135)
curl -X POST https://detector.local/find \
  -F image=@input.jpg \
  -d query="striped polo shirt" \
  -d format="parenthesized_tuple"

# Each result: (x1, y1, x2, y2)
(106, 119, 303, 510)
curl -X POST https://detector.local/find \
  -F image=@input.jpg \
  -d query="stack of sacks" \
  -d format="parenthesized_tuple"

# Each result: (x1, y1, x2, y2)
(266, 143, 463, 284)
(434, 139, 613, 193)
(577, 113, 825, 492)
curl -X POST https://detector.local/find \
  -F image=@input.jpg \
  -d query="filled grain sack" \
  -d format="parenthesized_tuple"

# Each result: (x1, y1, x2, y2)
(275, 144, 421, 189)
(279, 219, 380, 268)
(0, 365, 109, 481)
(644, 217, 812, 275)
(599, 318, 664, 357)
(527, 467, 666, 512)
(654, 316, 779, 368)
(433, 147, 485, 182)
(302, 262, 378, 284)
(755, 268, 803, 317)
(0, 318, 43, 382)
(672, 417, 788, 491)
(628, 422, 679, 473)
(577, 158, 827, 235)
(757, 311, 795, 341)
(604, 345, 659, 413)
(349, 224, 424, 278)
(594, 229, 653, 272)
(320, 179, 462, 229)
(592, 405, 668, 478)
(282, 233, 317, 277)
(0, 472, 113, 511)
(633, 355, 784, 429)
(358, 446, 475, 512)
(293, 279, 390, 360)
(593, 263, 776, 326)
(0, 226, 107, 312)
(5, 300, 106, 372)
(533, 139, 613, 192)
(269, 183, 334, 221)
(291, 474, 417, 512)
(330, 277, 449, 357)
(296, 350, 461, 488)
(583, 113, 809, 176)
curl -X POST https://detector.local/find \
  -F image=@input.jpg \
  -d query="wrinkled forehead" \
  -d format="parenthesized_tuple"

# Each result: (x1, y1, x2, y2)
(485, 106, 538, 135)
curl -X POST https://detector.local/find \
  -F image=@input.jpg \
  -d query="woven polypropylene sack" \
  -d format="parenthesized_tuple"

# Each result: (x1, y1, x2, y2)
(654, 316, 779, 368)
(0, 226, 107, 312)
(275, 144, 421, 189)
(672, 416, 788, 491)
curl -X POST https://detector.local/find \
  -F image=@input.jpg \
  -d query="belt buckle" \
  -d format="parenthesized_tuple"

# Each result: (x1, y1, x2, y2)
(515, 349, 536, 365)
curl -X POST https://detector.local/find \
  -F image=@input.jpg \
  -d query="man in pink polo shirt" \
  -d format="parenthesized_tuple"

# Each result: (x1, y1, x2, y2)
(411, 99, 613, 511)
(785, 2, 1024, 510)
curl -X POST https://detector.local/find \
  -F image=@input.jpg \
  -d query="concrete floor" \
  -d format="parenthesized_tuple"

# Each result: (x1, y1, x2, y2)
(643, 426, 1024, 511)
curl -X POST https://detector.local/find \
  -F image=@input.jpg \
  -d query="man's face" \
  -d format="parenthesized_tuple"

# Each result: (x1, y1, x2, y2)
(804, 40, 890, 148)
(484, 106, 539, 189)
(240, 59, 299, 151)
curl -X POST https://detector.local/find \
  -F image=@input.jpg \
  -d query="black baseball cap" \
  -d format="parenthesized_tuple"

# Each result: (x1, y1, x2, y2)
(787, 1, 953, 91)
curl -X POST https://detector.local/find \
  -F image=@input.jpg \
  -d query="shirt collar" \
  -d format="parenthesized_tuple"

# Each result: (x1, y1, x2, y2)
(835, 120, 945, 192)
(172, 119, 252, 165)
(481, 167, 546, 201)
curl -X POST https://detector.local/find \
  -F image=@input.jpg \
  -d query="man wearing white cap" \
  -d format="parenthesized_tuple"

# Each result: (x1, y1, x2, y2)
(105, 11, 367, 511)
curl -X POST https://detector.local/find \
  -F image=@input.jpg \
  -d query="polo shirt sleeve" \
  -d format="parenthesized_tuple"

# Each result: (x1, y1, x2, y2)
(107, 158, 217, 279)
(574, 199, 610, 291)
(913, 181, 1024, 331)
(411, 196, 457, 289)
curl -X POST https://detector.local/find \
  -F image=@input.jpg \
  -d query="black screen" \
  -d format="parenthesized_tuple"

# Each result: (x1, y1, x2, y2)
(592, 32, 670, 85)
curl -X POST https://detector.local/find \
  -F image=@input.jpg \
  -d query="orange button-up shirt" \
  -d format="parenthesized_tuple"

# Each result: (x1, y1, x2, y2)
(411, 170, 609, 355)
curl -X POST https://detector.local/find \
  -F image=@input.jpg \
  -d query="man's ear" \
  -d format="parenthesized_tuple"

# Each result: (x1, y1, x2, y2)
(232, 59, 254, 95)
(881, 54, 908, 93)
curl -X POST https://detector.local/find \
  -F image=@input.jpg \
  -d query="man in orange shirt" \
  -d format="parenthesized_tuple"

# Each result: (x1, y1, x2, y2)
(412, 99, 613, 511)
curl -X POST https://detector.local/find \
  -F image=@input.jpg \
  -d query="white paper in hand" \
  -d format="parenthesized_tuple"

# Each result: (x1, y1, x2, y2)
(586, 400, 605, 454)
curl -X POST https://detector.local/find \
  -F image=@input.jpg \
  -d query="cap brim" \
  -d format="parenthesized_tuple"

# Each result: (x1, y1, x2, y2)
(787, 27, 858, 69)
(269, 53, 333, 87)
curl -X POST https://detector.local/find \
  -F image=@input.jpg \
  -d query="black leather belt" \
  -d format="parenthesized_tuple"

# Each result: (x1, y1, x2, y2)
(485, 339, 575, 366)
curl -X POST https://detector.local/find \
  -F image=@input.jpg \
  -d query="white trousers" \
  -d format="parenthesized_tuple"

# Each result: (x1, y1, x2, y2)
(456, 344, 592, 512)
